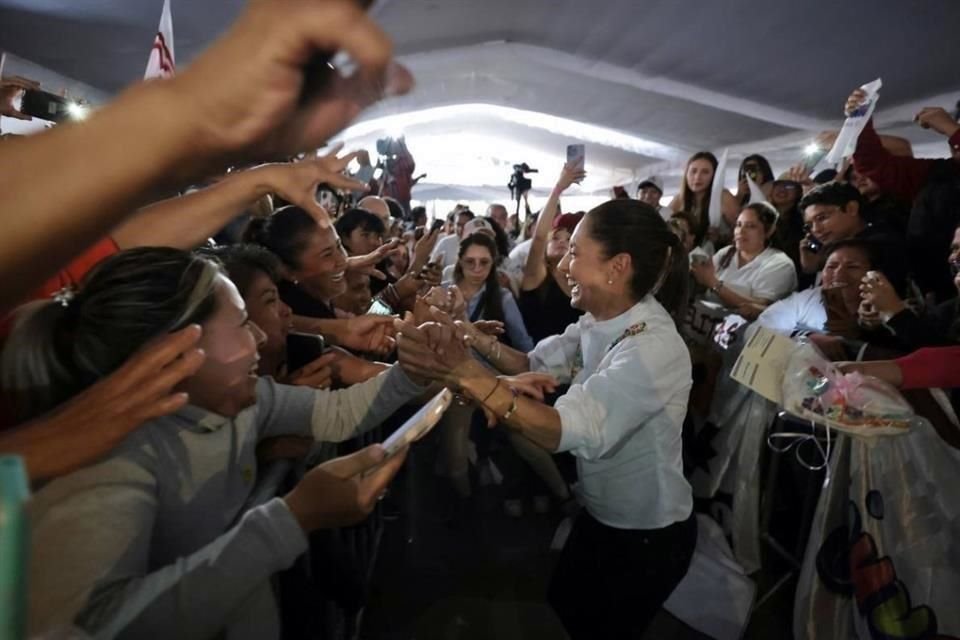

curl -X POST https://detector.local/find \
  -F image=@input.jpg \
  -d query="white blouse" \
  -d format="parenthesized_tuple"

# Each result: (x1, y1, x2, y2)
(710, 246, 797, 303)
(529, 296, 693, 530)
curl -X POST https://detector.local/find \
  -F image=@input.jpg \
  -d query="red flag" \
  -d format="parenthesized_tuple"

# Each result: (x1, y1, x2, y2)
(144, 0, 175, 80)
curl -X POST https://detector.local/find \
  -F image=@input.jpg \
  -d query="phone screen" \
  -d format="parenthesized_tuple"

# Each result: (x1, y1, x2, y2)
(19, 89, 69, 123)
(286, 332, 328, 373)
(367, 299, 395, 316)
(380, 388, 453, 456)
(566, 144, 585, 170)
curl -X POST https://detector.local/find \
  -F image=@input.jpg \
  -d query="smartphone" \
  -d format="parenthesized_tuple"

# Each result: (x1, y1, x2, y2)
(566, 144, 585, 170)
(0, 456, 29, 640)
(19, 89, 70, 123)
(380, 388, 453, 457)
(805, 236, 823, 254)
(802, 145, 829, 174)
(286, 332, 328, 373)
(367, 298, 395, 316)
(690, 252, 710, 267)
(431, 218, 445, 234)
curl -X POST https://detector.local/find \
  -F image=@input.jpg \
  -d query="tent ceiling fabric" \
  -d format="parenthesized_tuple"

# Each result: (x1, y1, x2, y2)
(2, 0, 958, 193)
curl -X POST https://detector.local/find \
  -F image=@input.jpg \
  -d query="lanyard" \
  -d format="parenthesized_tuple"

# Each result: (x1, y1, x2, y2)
(571, 321, 647, 381)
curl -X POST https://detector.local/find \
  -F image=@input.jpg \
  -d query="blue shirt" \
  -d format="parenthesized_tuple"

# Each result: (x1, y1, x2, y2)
(465, 284, 534, 352)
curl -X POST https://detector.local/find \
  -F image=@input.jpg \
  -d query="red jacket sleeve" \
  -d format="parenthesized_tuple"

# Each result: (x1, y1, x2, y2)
(896, 346, 960, 390)
(853, 119, 937, 206)
(0, 236, 119, 339)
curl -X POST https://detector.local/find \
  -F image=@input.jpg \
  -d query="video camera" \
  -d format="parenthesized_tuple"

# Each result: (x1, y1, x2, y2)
(508, 163, 538, 202)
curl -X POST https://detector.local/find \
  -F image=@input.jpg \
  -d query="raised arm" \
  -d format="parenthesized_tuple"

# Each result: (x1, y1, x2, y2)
(521, 162, 585, 291)
(0, 0, 410, 311)
(112, 154, 363, 250)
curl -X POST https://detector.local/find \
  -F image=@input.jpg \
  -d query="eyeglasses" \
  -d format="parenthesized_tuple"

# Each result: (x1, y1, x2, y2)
(461, 258, 493, 269)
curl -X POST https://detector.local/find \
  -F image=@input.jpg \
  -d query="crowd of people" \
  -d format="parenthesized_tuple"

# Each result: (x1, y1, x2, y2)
(1, 2, 959, 639)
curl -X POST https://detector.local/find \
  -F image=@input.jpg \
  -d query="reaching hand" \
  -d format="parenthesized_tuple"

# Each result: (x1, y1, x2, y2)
(284, 444, 408, 532)
(0, 75, 40, 120)
(857, 300, 883, 330)
(346, 238, 404, 280)
(286, 351, 338, 388)
(258, 147, 366, 213)
(172, 0, 414, 162)
(914, 107, 960, 138)
(394, 312, 470, 385)
(472, 320, 505, 336)
(690, 257, 718, 288)
(556, 161, 587, 192)
(337, 314, 397, 356)
(499, 372, 558, 401)
(783, 162, 815, 192)
(859, 271, 905, 317)
(4, 325, 205, 481)
(412, 226, 441, 270)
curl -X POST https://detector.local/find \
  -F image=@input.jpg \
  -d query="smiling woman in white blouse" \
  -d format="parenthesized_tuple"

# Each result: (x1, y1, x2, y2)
(690, 202, 798, 320)
(395, 199, 697, 638)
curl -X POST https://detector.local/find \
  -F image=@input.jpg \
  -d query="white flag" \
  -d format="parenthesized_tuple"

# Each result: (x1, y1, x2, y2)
(825, 77, 882, 164)
(707, 148, 729, 227)
(144, 0, 175, 80)
(746, 176, 768, 205)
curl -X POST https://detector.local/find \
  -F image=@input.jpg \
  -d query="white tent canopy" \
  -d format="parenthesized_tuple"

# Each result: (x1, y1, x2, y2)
(2, 0, 957, 200)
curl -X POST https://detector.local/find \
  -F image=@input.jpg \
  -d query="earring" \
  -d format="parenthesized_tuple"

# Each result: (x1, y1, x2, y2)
(607, 278, 614, 285)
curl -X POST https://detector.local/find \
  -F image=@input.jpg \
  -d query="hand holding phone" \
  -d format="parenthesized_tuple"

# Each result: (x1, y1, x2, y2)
(566, 144, 585, 171)
(362, 389, 453, 477)
(286, 332, 328, 373)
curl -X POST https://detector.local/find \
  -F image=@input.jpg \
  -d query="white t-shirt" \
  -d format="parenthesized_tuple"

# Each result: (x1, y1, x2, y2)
(508, 238, 533, 272)
(529, 296, 693, 529)
(755, 287, 827, 336)
(710, 246, 797, 303)
(429, 233, 461, 269)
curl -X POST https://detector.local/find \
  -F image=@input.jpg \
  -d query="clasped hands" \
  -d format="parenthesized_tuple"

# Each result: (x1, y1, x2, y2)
(396, 292, 556, 425)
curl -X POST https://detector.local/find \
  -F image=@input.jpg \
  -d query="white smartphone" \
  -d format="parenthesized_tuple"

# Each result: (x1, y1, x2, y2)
(367, 298, 395, 316)
(380, 388, 453, 457)
(566, 144, 585, 170)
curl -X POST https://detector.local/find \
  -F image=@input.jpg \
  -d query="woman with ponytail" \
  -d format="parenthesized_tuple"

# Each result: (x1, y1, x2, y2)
(394, 200, 697, 637)
(5, 247, 422, 639)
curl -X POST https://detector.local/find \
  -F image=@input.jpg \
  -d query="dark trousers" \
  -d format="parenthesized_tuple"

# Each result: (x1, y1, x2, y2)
(547, 511, 697, 639)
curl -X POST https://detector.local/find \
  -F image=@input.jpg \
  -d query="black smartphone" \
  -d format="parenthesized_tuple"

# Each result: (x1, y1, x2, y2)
(805, 236, 823, 254)
(19, 89, 70, 123)
(286, 332, 328, 373)
(431, 219, 445, 233)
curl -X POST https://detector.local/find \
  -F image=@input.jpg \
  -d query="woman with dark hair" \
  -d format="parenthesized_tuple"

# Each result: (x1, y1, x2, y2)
(669, 151, 739, 247)
(244, 206, 349, 320)
(3, 247, 421, 639)
(735, 154, 775, 206)
(452, 233, 532, 353)
(690, 202, 798, 320)
(334, 207, 387, 256)
(519, 162, 586, 342)
(396, 199, 696, 638)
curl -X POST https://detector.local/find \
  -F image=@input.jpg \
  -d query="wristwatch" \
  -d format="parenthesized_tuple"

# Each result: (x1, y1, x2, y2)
(711, 280, 724, 294)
